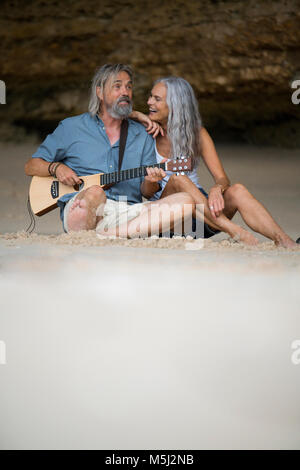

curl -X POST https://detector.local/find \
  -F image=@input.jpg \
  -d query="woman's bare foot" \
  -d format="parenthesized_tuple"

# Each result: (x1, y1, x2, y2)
(273, 234, 300, 249)
(229, 226, 259, 246)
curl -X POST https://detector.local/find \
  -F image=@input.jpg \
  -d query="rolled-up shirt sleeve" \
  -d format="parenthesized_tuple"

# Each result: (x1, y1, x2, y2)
(31, 121, 67, 162)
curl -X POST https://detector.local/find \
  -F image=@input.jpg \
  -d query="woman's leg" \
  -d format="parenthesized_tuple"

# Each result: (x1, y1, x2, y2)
(161, 175, 260, 245)
(222, 183, 298, 248)
(97, 192, 195, 238)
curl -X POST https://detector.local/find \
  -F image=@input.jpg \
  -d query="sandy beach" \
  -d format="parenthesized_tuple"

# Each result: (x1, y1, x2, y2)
(0, 141, 300, 449)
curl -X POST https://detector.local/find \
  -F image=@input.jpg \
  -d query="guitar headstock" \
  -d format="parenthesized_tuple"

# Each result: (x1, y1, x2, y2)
(165, 157, 193, 173)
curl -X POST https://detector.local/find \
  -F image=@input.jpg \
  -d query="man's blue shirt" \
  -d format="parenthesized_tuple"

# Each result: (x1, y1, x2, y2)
(32, 112, 156, 220)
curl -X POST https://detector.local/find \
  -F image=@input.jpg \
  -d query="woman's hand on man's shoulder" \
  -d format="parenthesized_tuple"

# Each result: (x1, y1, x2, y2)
(130, 110, 164, 138)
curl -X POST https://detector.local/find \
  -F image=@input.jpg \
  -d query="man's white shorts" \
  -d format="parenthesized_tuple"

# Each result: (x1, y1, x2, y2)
(63, 194, 146, 233)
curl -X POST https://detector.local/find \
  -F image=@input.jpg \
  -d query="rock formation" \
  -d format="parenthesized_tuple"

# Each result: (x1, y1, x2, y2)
(0, 0, 299, 146)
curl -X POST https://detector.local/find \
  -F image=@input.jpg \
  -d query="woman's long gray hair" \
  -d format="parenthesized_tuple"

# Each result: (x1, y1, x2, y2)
(88, 64, 133, 116)
(154, 77, 202, 163)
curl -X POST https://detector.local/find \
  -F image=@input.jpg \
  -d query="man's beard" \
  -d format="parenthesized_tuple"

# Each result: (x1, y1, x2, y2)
(105, 96, 133, 119)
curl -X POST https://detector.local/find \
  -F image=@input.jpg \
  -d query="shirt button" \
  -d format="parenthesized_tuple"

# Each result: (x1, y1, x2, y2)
(110, 165, 112, 168)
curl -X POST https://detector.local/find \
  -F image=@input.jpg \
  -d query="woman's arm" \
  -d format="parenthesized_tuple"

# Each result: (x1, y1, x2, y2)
(199, 127, 230, 192)
(129, 110, 164, 138)
(199, 127, 231, 219)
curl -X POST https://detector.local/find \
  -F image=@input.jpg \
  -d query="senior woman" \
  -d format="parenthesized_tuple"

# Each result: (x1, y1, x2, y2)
(131, 76, 297, 248)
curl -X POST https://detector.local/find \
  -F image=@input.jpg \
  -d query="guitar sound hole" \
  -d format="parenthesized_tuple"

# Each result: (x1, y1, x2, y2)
(74, 179, 84, 191)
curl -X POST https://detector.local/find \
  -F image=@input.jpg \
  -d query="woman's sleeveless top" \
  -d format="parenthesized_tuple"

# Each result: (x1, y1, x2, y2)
(150, 141, 202, 201)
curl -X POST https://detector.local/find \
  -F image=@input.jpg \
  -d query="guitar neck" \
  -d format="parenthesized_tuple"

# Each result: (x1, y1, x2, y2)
(100, 162, 167, 186)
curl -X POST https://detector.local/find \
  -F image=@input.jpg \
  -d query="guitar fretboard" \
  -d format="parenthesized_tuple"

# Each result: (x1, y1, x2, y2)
(100, 163, 167, 186)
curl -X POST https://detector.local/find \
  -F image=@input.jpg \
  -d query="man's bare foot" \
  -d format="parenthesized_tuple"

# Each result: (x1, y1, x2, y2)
(67, 198, 89, 231)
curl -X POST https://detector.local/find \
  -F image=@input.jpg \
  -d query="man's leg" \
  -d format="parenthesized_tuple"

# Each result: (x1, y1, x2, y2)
(222, 183, 298, 248)
(97, 192, 195, 238)
(66, 185, 106, 231)
(161, 175, 259, 245)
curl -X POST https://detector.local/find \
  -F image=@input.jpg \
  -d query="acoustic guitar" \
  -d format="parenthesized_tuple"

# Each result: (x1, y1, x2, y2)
(29, 157, 192, 216)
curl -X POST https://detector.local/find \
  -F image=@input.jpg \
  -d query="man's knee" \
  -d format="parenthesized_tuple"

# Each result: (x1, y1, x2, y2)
(83, 185, 106, 204)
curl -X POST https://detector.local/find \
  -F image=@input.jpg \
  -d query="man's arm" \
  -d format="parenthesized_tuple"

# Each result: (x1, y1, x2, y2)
(140, 134, 165, 199)
(25, 157, 53, 176)
(141, 167, 166, 199)
(25, 121, 81, 186)
(25, 158, 81, 186)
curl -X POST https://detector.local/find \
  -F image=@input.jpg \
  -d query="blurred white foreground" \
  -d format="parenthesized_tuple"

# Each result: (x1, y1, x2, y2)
(0, 242, 300, 449)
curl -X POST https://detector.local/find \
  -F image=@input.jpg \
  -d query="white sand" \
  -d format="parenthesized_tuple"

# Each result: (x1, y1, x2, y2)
(0, 141, 300, 449)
